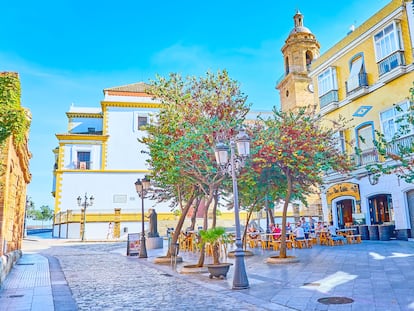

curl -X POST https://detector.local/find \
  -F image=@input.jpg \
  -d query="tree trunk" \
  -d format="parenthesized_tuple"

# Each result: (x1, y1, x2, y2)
(211, 190, 219, 228)
(197, 193, 215, 267)
(190, 197, 201, 231)
(242, 207, 254, 250)
(166, 193, 196, 257)
(279, 174, 293, 258)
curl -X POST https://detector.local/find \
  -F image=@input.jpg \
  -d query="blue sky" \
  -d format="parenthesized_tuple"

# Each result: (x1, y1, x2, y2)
(1, 0, 390, 208)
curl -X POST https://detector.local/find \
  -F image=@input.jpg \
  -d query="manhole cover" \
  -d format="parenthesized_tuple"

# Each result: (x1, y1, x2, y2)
(318, 297, 354, 305)
(303, 282, 320, 286)
(8, 295, 24, 298)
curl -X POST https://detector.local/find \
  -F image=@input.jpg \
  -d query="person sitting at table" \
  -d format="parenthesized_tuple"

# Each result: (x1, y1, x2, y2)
(247, 225, 259, 239)
(315, 221, 324, 232)
(286, 222, 292, 233)
(272, 223, 282, 240)
(293, 223, 305, 240)
(301, 217, 310, 239)
(328, 221, 338, 237)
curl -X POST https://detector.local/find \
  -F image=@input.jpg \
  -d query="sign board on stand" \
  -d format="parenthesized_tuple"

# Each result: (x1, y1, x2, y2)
(127, 233, 140, 256)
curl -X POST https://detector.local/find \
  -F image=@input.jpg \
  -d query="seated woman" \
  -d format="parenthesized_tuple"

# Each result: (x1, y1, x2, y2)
(247, 225, 259, 239)
(272, 223, 282, 240)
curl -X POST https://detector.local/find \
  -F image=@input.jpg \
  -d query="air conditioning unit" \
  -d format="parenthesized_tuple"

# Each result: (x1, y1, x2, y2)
(79, 162, 87, 169)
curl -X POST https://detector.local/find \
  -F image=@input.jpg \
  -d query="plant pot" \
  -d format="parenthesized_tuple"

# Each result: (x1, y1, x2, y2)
(205, 263, 233, 279)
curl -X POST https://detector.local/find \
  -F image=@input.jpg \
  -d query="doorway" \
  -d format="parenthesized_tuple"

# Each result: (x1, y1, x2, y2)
(336, 199, 354, 228)
(406, 190, 414, 237)
(368, 194, 392, 224)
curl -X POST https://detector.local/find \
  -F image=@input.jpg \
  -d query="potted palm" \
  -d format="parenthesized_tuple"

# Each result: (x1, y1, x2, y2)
(199, 227, 232, 279)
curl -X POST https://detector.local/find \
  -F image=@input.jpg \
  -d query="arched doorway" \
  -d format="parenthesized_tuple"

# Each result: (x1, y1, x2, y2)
(368, 194, 392, 224)
(336, 199, 354, 228)
(406, 190, 414, 237)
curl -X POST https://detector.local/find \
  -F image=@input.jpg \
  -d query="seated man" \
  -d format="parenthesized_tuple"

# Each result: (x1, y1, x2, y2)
(293, 223, 305, 240)
(328, 221, 345, 242)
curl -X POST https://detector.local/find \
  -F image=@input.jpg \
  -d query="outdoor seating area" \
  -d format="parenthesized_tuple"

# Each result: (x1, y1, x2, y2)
(173, 222, 363, 259)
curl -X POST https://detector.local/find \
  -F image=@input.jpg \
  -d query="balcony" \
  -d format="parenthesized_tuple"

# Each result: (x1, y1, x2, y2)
(319, 90, 338, 109)
(385, 134, 414, 157)
(350, 148, 379, 167)
(378, 50, 405, 76)
(346, 72, 368, 94)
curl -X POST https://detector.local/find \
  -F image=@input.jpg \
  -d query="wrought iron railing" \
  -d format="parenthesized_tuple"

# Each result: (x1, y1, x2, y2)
(378, 50, 405, 76)
(346, 72, 368, 94)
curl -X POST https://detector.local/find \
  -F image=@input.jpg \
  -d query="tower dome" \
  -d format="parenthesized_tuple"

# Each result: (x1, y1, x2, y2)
(289, 10, 312, 35)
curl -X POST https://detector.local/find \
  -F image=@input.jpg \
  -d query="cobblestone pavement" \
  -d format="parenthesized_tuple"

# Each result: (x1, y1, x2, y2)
(3, 239, 414, 310)
(40, 242, 289, 311)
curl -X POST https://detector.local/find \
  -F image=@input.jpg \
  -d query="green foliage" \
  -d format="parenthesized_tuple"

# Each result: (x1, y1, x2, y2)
(142, 70, 250, 206)
(199, 226, 226, 264)
(199, 226, 226, 245)
(27, 204, 54, 221)
(0, 73, 30, 145)
(367, 84, 414, 183)
(253, 108, 351, 199)
(252, 107, 352, 257)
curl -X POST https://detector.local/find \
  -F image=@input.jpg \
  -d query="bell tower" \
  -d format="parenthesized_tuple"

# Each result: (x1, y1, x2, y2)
(276, 10, 320, 112)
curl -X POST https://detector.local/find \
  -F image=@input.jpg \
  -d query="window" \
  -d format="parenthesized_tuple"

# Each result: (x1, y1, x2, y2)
(380, 101, 413, 141)
(318, 67, 338, 108)
(137, 115, 148, 130)
(318, 67, 337, 96)
(333, 131, 345, 154)
(347, 55, 367, 92)
(354, 123, 377, 166)
(77, 151, 91, 170)
(357, 125, 374, 152)
(374, 22, 404, 75)
(374, 23, 401, 61)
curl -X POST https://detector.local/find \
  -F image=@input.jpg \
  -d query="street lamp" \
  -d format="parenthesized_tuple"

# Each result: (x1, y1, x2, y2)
(135, 176, 151, 258)
(77, 193, 94, 241)
(214, 128, 250, 290)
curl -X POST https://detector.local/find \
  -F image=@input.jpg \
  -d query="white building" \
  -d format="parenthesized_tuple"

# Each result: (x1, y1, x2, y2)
(52, 82, 169, 239)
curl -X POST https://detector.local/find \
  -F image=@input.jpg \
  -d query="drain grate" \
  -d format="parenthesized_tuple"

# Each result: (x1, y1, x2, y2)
(303, 282, 320, 286)
(17, 263, 34, 265)
(161, 273, 172, 277)
(318, 297, 354, 305)
(8, 295, 24, 298)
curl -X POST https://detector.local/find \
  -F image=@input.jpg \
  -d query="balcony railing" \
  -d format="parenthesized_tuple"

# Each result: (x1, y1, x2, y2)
(385, 134, 414, 156)
(75, 161, 92, 170)
(319, 90, 338, 109)
(378, 50, 405, 76)
(350, 148, 379, 167)
(346, 72, 368, 94)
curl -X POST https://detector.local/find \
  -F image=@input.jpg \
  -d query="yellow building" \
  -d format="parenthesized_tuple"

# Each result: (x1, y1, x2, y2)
(309, 0, 414, 239)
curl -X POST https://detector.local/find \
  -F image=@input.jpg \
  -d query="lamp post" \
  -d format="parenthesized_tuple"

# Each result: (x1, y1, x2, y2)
(214, 128, 250, 290)
(135, 176, 151, 258)
(77, 193, 94, 241)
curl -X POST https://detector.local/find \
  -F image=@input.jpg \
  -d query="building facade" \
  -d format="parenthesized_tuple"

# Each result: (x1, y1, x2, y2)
(309, 0, 414, 238)
(52, 83, 171, 239)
